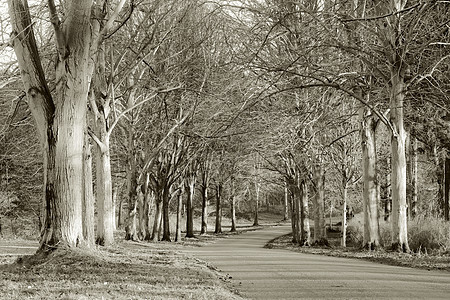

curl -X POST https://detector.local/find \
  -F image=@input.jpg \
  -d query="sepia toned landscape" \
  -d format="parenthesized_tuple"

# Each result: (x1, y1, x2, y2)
(1, 0, 450, 299)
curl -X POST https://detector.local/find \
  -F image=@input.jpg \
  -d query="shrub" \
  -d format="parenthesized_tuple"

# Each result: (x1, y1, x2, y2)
(407, 216, 450, 254)
(345, 212, 450, 253)
(379, 220, 392, 248)
(346, 213, 364, 247)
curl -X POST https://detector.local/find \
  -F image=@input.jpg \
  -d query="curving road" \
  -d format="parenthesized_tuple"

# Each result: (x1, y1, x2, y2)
(183, 225, 450, 299)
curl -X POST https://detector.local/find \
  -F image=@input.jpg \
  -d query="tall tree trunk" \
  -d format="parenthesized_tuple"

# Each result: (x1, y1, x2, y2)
(289, 189, 296, 242)
(284, 181, 289, 221)
(384, 156, 392, 222)
(390, 69, 410, 252)
(90, 40, 115, 246)
(118, 199, 124, 227)
(253, 180, 260, 226)
(185, 179, 195, 238)
(83, 134, 94, 247)
(125, 129, 138, 240)
(144, 189, 154, 241)
(199, 154, 211, 235)
(411, 135, 418, 218)
(230, 196, 237, 232)
(200, 185, 209, 235)
(214, 184, 222, 234)
(313, 162, 326, 243)
(433, 145, 444, 217)
(361, 107, 380, 250)
(444, 155, 450, 221)
(300, 179, 311, 246)
(341, 181, 348, 247)
(112, 187, 117, 231)
(329, 202, 333, 232)
(230, 176, 237, 232)
(161, 186, 171, 242)
(125, 174, 138, 240)
(175, 188, 183, 242)
(151, 195, 162, 241)
(94, 132, 114, 246)
(137, 186, 146, 240)
(291, 182, 300, 244)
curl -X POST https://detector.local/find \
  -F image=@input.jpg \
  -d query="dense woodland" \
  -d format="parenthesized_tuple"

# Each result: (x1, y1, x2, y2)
(0, 0, 449, 255)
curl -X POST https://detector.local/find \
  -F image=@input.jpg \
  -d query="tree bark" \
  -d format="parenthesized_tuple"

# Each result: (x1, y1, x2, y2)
(384, 156, 392, 222)
(125, 168, 138, 240)
(137, 186, 146, 240)
(112, 187, 117, 231)
(433, 145, 444, 217)
(118, 198, 124, 227)
(444, 156, 450, 221)
(185, 179, 195, 238)
(253, 180, 260, 226)
(94, 132, 114, 246)
(411, 135, 418, 219)
(284, 181, 289, 221)
(313, 162, 326, 244)
(214, 184, 222, 234)
(161, 186, 171, 242)
(361, 107, 380, 250)
(175, 188, 183, 242)
(125, 122, 138, 240)
(200, 185, 209, 235)
(230, 176, 237, 232)
(199, 156, 211, 235)
(83, 134, 94, 247)
(89, 39, 115, 246)
(300, 180, 311, 246)
(341, 181, 348, 247)
(390, 69, 410, 252)
(143, 188, 154, 241)
(151, 196, 162, 241)
(291, 182, 301, 244)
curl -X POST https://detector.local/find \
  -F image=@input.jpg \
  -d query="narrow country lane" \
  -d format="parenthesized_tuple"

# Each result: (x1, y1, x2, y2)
(183, 225, 450, 299)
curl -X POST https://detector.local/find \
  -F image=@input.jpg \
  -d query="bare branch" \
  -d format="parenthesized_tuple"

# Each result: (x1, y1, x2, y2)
(47, 0, 65, 57)
(341, 3, 421, 23)
(101, 0, 128, 38)
(107, 85, 182, 135)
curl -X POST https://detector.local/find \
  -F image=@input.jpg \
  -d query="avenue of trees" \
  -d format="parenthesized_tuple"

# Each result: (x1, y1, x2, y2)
(0, 0, 449, 254)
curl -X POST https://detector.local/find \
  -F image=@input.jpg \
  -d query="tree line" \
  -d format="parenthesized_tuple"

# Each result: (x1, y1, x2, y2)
(1, 0, 449, 254)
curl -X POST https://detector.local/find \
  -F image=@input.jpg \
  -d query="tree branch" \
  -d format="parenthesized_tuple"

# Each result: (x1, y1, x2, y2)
(101, 0, 128, 38)
(341, 3, 421, 23)
(47, 0, 66, 57)
(107, 85, 182, 135)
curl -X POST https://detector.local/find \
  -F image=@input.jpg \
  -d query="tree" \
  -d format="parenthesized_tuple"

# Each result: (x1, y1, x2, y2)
(360, 107, 381, 249)
(7, 0, 127, 251)
(199, 149, 212, 235)
(185, 158, 198, 238)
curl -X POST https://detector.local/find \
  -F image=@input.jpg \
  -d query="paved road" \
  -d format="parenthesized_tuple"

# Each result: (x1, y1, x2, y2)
(0, 240, 38, 256)
(183, 225, 450, 299)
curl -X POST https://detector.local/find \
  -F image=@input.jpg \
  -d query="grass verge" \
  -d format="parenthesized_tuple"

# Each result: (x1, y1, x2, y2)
(265, 231, 450, 272)
(0, 240, 244, 300)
